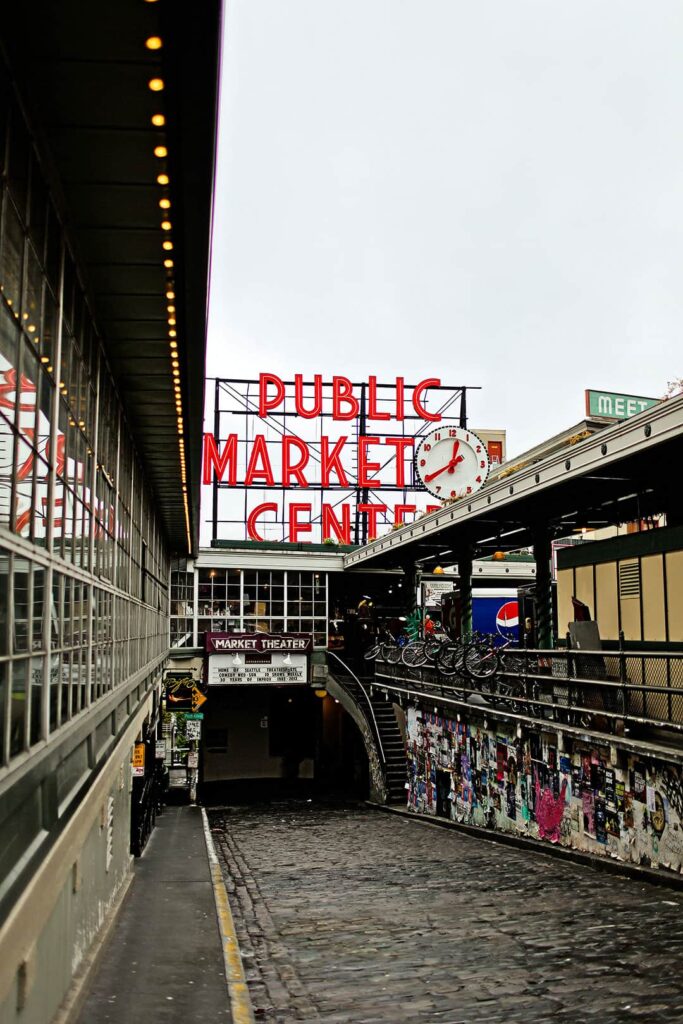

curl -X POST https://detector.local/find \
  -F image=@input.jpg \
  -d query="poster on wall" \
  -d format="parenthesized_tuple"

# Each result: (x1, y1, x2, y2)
(206, 632, 312, 686)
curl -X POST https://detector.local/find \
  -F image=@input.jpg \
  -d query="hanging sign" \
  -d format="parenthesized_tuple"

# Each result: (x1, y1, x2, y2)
(206, 632, 313, 654)
(585, 389, 658, 420)
(132, 743, 146, 777)
(206, 632, 311, 686)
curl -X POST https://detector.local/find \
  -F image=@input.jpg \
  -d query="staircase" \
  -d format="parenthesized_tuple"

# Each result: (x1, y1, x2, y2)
(370, 692, 407, 804)
(331, 671, 407, 805)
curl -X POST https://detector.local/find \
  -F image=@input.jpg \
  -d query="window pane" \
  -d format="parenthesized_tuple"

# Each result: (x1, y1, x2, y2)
(13, 558, 30, 652)
(33, 566, 45, 650)
(29, 656, 42, 745)
(11, 659, 27, 756)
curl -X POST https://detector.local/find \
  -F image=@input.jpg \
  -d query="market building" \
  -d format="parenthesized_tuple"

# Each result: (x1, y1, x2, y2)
(0, 2, 221, 1021)
(342, 395, 683, 871)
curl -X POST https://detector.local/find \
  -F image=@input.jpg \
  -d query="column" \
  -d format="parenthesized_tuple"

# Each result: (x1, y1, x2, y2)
(458, 546, 473, 637)
(401, 559, 418, 630)
(532, 525, 553, 649)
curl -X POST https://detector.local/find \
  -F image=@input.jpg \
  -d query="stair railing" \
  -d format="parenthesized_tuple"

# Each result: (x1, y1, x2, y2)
(326, 651, 386, 765)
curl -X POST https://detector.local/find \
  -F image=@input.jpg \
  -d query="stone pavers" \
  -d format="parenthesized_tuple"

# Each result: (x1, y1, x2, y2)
(208, 801, 683, 1023)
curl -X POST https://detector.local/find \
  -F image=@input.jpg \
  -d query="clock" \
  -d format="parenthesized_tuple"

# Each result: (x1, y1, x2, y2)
(414, 424, 491, 500)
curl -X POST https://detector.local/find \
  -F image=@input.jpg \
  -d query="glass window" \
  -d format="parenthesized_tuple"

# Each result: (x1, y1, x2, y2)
(13, 557, 30, 652)
(0, 549, 9, 656)
(11, 659, 27, 756)
(0, 661, 6, 764)
(0, 195, 24, 314)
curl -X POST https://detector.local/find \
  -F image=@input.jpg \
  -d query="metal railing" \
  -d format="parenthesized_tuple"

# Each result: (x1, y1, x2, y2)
(373, 640, 683, 742)
(326, 651, 386, 764)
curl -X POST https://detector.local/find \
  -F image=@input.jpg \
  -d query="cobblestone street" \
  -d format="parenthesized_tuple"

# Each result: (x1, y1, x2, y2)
(208, 801, 683, 1024)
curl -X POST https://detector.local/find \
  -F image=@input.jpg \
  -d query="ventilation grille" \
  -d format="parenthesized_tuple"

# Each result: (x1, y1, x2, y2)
(618, 560, 640, 600)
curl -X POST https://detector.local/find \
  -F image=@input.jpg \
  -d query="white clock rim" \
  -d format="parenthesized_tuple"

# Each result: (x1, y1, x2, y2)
(413, 425, 491, 500)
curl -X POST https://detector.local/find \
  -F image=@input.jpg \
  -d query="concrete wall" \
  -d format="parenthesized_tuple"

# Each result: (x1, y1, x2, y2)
(0, 679, 160, 1024)
(406, 703, 683, 875)
(202, 687, 315, 783)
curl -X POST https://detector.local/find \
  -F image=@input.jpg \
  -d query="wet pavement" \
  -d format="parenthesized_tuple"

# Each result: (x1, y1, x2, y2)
(208, 800, 683, 1024)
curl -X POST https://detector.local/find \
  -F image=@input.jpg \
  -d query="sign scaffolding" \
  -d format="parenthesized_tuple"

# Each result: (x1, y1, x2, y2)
(204, 375, 480, 545)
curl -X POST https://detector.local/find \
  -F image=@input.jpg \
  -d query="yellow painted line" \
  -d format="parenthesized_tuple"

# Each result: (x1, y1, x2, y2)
(202, 808, 256, 1024)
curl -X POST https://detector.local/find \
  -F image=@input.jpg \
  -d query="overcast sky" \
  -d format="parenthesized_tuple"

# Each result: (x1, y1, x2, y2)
(206, 0, 683, 460)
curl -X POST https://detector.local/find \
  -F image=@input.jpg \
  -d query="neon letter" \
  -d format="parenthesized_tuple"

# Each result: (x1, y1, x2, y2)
(294, 373, 323, 418)
(248, 502, 277, 541)
(321, 436, 349, 487)
(393, 503, 417, 527)
(368, 375, 390, 421)
(258, 372, 285, 417)
(244, 435, 275, 486)
(384, 437, 414, 486)
(332, 376, 359, 420)
(202, 433, 237, 485)
(358, 437, 382, 487)
(322, 503, 351, 544)
(288, 502, 312, 542)
(358, 503, 388, 540)
(282, 436, 310, 486)
(412, 378, 442, 421)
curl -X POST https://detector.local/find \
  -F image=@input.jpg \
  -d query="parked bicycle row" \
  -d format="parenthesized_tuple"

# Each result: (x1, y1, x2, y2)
(364, 629, 519, 680)
(365, 630, 633, 730)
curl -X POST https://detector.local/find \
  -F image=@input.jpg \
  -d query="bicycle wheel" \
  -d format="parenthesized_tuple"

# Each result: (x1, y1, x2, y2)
(436, 642, 462, 677)
(464, 642, 499, 680)
(424, 637, 447, 663)
(363, 643, 381, 661)
(402, 641, 427, 667)
(383, 642, 401, 664)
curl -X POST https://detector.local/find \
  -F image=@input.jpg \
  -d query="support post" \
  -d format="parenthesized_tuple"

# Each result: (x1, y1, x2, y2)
(402, 560, 418, 622)
(458, 546, 473, 637)
(532, 525, 553, 649)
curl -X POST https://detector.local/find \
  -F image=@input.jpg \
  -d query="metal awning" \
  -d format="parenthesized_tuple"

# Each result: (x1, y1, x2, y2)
(344, 394, 683, 570)
(3, 0, 221, 553)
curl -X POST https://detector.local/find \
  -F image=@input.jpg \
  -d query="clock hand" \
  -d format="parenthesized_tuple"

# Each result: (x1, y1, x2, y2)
(452, 441, 460, 460)
(424, 454, 464, 483)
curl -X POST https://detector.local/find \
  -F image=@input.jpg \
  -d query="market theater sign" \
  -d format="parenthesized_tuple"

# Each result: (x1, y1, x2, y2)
(202, 373, 489, 543)
(205, 632, 312, 686)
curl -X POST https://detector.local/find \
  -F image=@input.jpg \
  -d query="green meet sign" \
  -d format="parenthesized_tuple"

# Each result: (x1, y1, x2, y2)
(585, 389, 659, 420)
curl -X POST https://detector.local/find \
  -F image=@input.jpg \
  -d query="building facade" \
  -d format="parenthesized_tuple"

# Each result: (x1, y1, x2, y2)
(0, 3, 221, 1020)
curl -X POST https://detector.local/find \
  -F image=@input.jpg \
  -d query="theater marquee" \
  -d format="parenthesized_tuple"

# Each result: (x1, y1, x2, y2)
(205, 632, 313, 686)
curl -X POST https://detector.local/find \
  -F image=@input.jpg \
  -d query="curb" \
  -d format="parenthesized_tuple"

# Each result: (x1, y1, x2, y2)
(201, 808, 255, 1024)
(367, 800, 683, 892)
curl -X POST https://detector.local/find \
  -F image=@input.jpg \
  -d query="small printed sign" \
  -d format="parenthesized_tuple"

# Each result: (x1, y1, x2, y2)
(187, 751, 199, 769)
(132, 742, 146, 777)
(186, 719, 201, 740)
(192, 690, 208, 711)
(155, 740, 166, 759)
(185, 712, 204, 721)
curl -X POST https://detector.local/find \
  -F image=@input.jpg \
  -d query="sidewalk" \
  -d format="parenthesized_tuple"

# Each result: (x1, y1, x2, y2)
(73, 806, 232, 1023)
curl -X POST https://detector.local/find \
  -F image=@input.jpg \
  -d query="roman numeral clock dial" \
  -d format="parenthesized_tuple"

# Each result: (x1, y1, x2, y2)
(414, 425, 491, 500)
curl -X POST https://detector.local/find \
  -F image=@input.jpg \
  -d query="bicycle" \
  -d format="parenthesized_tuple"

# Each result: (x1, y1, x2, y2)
(401, 631, 449, 668)
(364, 628, 415, 664)
(463, 632, 516, 681)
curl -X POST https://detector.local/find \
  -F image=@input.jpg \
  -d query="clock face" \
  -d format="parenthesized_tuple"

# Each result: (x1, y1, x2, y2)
(414, 425, 491, 500)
